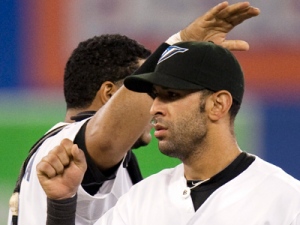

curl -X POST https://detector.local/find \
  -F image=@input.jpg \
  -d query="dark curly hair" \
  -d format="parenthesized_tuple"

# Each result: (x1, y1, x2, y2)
(64, 34, 151, 109)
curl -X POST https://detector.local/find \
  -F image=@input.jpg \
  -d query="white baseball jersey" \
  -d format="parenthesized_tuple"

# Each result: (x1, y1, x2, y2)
(7, 118, 133, 225)
(97, 155, 300, 225)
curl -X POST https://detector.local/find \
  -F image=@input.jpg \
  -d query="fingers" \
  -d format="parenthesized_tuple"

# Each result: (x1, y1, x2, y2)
(36, 139, 86, 200)
(180, 1, 260, 45)
(217, 2, 260, 26)
(71, 144, 87, 173)
(204, 1, 229, 20)
(36, 138, 75, 178)
(181, 1, 231, 41)
(204, 2, 260, 28)
(37, 146, 70, 178)
(217, 2, 257, 18)
(60, 138, 75, 154)
(220, 40, 250, 51)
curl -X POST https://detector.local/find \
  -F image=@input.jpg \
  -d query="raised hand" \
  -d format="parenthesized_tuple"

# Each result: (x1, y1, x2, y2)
(37, 138, 87, 200)
(180, 1, 260, 51)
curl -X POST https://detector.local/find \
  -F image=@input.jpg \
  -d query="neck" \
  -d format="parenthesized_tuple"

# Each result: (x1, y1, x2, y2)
(183, 129, 241, 181)
(64, 100, 103, 123)
(65, 108, 97, 123)
(65, 109, 81, 122)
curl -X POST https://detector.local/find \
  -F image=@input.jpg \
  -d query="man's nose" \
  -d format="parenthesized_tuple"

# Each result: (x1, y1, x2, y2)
(149, 97, 164, 116)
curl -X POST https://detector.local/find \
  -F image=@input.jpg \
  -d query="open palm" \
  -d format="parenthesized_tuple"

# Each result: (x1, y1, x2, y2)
(181, 1, 260, 51)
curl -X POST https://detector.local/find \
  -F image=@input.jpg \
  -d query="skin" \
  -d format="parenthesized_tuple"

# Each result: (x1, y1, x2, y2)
(36, 140, 87, 200)
(151, 86, 242, 181)
(180, 1, 260, 51)
(150, 88, 208, 162)
(37, 1, 260, 200)
(65, 58, 152, 166)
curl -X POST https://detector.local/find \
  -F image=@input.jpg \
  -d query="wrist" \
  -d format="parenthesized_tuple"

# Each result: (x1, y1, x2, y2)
(165, 32, 182, 45)
(47, 194, 77, 225)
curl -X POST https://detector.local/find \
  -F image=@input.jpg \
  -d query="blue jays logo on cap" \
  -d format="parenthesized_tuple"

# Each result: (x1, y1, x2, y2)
(158, 45, 188, 64)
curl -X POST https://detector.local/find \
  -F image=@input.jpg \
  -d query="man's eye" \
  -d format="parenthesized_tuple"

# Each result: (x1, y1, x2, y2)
(167, 91, 179, 98)
(149, 91, 157, 99)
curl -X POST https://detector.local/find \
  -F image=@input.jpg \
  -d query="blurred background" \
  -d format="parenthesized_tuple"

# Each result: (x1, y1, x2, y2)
(1, 0, 300, 223)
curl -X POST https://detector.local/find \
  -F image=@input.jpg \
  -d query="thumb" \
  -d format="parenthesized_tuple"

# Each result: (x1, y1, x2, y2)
(221, 40, 250, 51)
(71, 144, 87, 172)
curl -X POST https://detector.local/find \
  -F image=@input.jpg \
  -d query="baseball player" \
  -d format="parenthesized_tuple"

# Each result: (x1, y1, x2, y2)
(13, 2, 261, 225)
(8, 34, 151, 225)
(96, 41, 300, 225)
(46, 41, 300, 225)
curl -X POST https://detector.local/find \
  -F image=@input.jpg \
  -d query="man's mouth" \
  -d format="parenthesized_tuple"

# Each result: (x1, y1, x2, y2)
(153, 124, 167, 138)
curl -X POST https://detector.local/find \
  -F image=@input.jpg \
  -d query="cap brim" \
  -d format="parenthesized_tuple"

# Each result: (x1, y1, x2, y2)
(124, 72, 204, 93)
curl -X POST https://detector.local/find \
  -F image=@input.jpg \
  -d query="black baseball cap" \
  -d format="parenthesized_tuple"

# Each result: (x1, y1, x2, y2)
(124, 41, 244, 104)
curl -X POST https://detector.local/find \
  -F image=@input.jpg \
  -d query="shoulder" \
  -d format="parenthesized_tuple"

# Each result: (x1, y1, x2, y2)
(106, 164, 184, 218)
(29, 119, 90, 166)
(139, 163, 182, 183)
(44, 119, 89, 143)
(250, 155, 300, 192)
(125, 163, 184, 195)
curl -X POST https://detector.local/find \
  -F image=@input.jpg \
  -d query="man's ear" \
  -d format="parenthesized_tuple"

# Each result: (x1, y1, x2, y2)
(97, 81, 119, 104)
(207, 90, 232, 121)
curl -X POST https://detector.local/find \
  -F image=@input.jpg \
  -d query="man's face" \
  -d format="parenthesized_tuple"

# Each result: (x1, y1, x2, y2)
(150, 85, 208, 162)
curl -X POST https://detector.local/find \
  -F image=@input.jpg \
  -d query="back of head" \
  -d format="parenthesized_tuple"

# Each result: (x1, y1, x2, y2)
(64, 34, 151, 109)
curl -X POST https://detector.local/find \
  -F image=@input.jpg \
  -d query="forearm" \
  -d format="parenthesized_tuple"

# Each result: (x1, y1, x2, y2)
(47, 195, 77, 225)
(86, 42, 171, 169)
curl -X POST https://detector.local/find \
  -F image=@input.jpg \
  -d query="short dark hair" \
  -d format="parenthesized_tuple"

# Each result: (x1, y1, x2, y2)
(64, 34, 151, 109)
